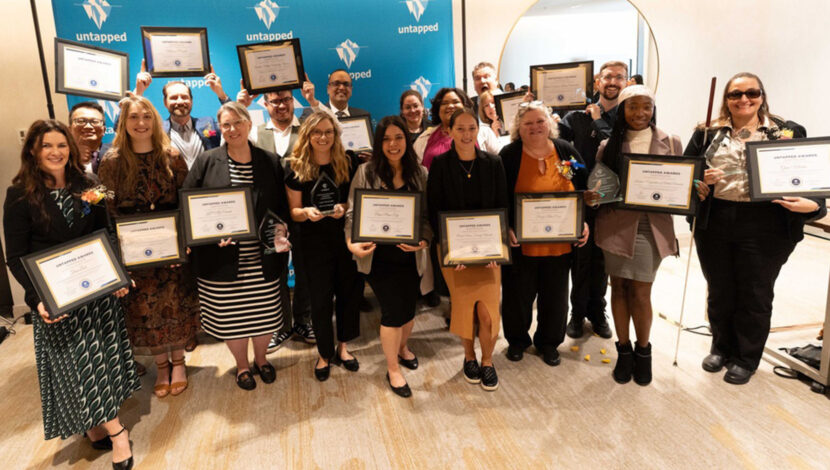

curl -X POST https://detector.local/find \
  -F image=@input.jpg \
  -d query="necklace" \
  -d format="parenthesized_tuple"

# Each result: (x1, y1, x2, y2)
(458, 158, 475, 179)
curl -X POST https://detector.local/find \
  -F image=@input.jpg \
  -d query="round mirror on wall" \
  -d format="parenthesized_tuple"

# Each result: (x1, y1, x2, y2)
(498, 0, 658, 93)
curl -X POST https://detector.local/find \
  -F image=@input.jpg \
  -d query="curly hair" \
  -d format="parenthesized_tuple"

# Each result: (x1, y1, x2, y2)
(288, 110, 352, 184)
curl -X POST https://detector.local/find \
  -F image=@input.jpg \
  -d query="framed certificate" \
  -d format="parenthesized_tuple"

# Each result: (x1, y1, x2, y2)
(237, 39, 305, 94)
(179, 187, 257, 246)
(530, 60, 593, 110)
(21, 229, 131, 318)
(515, 192, 584, 243)
(618, 154, 704, 216)
(54, 38, 129, 101)
(745, 137, 830, 201)
(339, 116, 374, 153)
(352, 189, 422, 245)
(140, 26, 210, 77)
(114, 211, 186, 269)
(439, 210, 511, 266)
(494, 91, 526, 134)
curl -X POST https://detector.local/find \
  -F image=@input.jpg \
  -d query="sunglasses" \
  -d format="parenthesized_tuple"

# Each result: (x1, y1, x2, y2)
(726, 88, 763, 100)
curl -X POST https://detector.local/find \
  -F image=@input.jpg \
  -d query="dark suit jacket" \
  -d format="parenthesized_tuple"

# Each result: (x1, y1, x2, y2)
(182, 143, 289, 282)
(300, 103, 371, 122)
(163, 116, 222, 151)
(253, 123, 300, 165)
(426, 145, 508, 240)
(3, 175, 106, 310)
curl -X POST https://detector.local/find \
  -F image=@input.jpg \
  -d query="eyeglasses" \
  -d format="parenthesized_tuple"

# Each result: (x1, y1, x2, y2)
(310, 129, 335, 139)
(220, 119, 248, 131)
(726, 89, 763, 100)
(267, 97, 293, 106)
(72, 118, 104, 127)
(518, 100, 545, 109)
(328, 80, 352, 88)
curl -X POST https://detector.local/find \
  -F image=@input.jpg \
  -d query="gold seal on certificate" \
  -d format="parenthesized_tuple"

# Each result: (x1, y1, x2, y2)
(179, 187, 258, 246)
(515, 192, 584, 243)
(618, 154, 704, 215)
(55, 38, 129, 101)
(352, 189, 423, 245)
(21, 230, 131, 318)
(339, 116, 374, 153)
(745, 136, 830, 201)
(140, 26, 211, 77)
(530, 61, 593, 110)
(494, 91, 526, 134)
(439, 210, 511, 266)
(114, 211, 186, 269)
(237, 39, 306, 95)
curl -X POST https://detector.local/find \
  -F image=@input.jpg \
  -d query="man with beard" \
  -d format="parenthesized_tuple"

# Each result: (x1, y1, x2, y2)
(68, 101, 108, 173)
(557, 60, 629, 340)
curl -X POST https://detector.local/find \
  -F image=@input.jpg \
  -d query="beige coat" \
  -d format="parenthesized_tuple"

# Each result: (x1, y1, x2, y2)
(595, 126, 683, 259)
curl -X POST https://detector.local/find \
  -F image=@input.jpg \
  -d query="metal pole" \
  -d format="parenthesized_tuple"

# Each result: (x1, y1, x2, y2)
(461, 0, 468, 94)
(30, 0, 55, 119)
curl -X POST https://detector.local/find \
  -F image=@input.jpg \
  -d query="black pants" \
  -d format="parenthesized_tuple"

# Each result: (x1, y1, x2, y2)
(695, 199, 795, 370)
(502, 249, 571, 352)
(569, 213, 608, 324)
(301, 239, 362, 359)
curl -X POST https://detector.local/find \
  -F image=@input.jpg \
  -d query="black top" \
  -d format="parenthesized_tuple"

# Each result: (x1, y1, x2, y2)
(558, 106, 618, 170)
(426, 145, 508, 243)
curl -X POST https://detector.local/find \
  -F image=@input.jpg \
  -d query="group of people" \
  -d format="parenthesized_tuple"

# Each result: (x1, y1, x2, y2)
(4, 57, 825, 470)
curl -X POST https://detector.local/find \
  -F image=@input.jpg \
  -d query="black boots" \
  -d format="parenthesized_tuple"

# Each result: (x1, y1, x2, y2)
(614, 341, 652, 385)
(613, 341, 634, 384)
(633, 342, 652, 386)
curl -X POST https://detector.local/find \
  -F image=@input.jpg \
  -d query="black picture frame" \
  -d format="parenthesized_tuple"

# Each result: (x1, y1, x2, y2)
(618, 153, 704, 216)
(54, 38, 129, 101)
(179, 186, 258, 246)
(515, 191, 584, 243)
(745, 137, 830, 201)
(529, 60, 594, 111)
(113, 210, 187, 269)
(351, 189, 423, 245)
(21, 229, 131, 318)
(237, 38, 306, 94)
(140, 26, 210, 78)
(439, 209, 511, 267)
(339, 115, 374, 153)
(494, 90, 526, 134)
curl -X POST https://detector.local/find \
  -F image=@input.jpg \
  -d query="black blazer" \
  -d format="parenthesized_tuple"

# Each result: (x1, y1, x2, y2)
(300, 104, 372, 122)
(3, 175, 106, 310)
(182, 143, 289, 282)
(500, 138, 588, 230)
(426, 145, 508, 240)
(684, 120, 826, 243)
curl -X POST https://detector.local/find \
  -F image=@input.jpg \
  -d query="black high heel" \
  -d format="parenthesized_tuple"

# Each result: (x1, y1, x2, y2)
(85, 434, 112, 450)
(109, 426, 133, 470)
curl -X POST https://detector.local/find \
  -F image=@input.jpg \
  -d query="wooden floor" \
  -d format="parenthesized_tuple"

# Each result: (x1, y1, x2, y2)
(1, 228, 829, 470)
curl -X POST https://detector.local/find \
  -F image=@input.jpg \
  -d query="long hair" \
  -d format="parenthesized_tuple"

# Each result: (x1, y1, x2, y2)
(429, 87, 474, 127)
(399, 89, 427, 133)
(509, 101, 559, 142)
(110, 95, 174, 193)
(602, 99, 657, 174)
(707, 72, 771, 129)
(368, 116, 422, 190)
(288, 110, 351, 184)
(12, 120, 87, 227)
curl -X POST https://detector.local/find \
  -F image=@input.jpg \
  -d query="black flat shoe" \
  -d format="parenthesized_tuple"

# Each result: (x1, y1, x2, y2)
(86, 435, 112, 451)
(566, 317, 585, 338)
(236, 370, 257, 390)
(398, 354, 419, 370)
(314, 358, 330, 382)
(505, 345, 524, 362)
(542, 348, 561, 367)
(723, 363, 754, 385)
(702, 353, 725, 373)
(332, 354, 360, 372)
(253, 362, 277, 384)
(590, 319, 613, 339)
(386, 373, 412, 398)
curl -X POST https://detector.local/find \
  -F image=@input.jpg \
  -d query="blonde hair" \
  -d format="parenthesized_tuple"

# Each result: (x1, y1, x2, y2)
(510, 101, 559, 142)
(216, 101, 252, 124)
(111, 95, 173, 193)
(478, 90, 494, 124)
(288, 111, 352, 184)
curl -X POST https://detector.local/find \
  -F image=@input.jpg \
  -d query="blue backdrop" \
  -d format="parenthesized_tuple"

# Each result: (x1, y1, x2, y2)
(52, 0, 454, 142)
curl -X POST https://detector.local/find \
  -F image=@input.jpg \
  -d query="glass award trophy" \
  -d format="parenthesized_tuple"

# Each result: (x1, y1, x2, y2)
(586, 162, 622, 204)
(258, 209, 290, 254)
(311, 172, 339, 215)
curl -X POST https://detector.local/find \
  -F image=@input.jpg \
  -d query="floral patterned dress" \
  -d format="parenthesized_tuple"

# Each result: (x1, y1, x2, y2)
(98, 149, 200, 355)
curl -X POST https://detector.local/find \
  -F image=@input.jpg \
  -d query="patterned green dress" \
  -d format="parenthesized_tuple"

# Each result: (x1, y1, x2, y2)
(33, 189, 141, 440)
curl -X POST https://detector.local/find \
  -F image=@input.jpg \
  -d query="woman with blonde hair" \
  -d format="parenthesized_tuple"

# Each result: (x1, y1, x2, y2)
(285, 110, 363, 381)
(98, 94, 200, 398)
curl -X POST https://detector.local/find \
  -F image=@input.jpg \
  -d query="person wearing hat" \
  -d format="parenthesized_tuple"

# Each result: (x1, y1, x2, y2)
(593, 85, 709, 386)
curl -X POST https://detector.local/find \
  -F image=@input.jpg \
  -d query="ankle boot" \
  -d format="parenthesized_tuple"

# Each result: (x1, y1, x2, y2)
(613, 341, 634, 384)
(633, 342, 652, 386)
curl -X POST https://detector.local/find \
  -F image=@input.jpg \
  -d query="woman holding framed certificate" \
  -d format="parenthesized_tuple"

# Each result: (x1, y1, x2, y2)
(98, 95, 200, 398)
(685, 73, 826, 385)
(344, 116, 432, 398)
(183, 101, 290, 391)
(499, 101, 590, 367)
(4, 120, 139, 469)
(426, 108, 509, 391)
(594, 85, 708, 386)
(285, 110, 363, 382)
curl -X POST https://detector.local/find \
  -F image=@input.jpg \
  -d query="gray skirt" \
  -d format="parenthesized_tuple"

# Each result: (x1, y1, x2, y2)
(603, 216, 662, 282)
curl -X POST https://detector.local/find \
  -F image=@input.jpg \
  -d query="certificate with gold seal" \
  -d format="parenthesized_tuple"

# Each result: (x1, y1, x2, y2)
(439, 210, 511, 266)
(352, 189, 422, 245)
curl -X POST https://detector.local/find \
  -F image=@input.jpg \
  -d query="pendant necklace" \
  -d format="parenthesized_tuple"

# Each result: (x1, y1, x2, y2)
(458, 158, 475, 179)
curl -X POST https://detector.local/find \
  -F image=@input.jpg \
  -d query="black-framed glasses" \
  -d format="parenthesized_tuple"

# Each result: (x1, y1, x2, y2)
(72, 118, 104, 127)
(726, 89, 763, 100)
(267, 97, 293, 106)
(328, 80, 352, 88)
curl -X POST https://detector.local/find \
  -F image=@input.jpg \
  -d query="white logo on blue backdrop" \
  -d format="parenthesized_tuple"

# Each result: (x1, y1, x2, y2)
(336, 39, 361, 69)
(405, 0, 428, 22)
(254, 0, 281, 30)
(410, 76, 432, 98)
(81, 0, 111, 29)
(97, 100, 120, 123)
